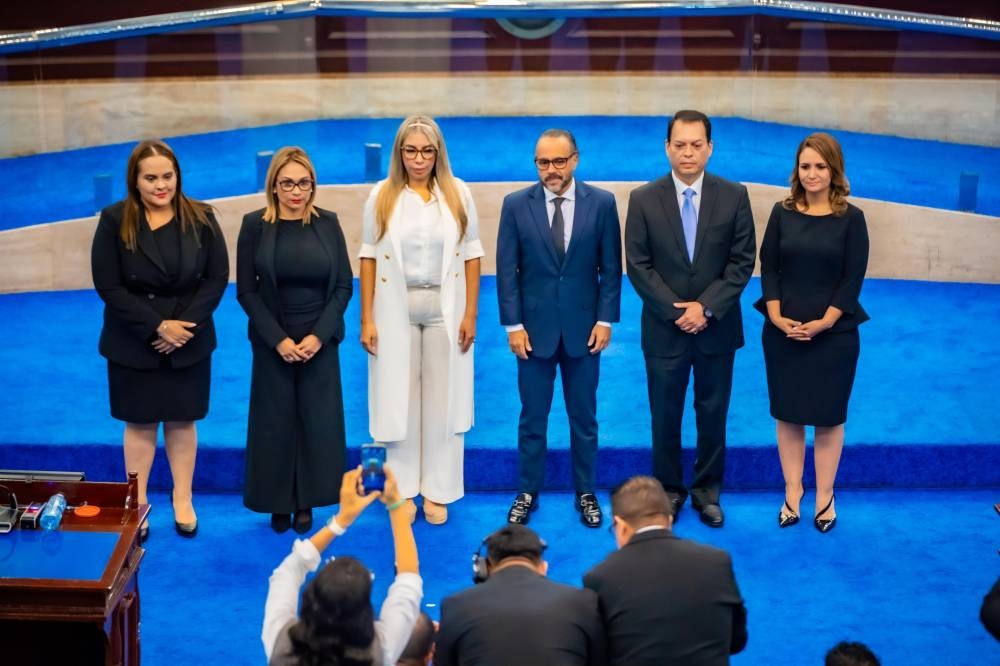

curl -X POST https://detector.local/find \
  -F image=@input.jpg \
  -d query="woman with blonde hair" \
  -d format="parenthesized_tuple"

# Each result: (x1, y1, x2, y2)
(91, 139, 229, 541)
(754, 132, 870, 533)
(238, 146, 354, 534)
(359, 116, 484, 525)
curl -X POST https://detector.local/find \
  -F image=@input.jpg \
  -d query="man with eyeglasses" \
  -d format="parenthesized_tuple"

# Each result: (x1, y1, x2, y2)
(624, 109, 756, 528)
(496, 128, 622, 528)
(583, 475, 748, 665)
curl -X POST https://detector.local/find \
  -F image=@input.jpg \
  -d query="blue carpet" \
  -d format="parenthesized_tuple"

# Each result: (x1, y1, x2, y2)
(1, 277, 999, 489)
(136, 489, 1000, 665)
(1, 116, 998, 232)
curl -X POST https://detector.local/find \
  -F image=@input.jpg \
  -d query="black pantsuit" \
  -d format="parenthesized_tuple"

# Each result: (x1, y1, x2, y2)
(625, 172, 756, 504)
(237, 208, 353, 514)
(645, 348, 734, 505)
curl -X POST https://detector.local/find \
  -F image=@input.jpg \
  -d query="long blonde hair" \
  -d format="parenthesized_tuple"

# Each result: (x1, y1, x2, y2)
(263, 146, 319, 224)
(121, 139, 213, 251)
(783, 132, 851, 217)
(373, 115, 467, 242)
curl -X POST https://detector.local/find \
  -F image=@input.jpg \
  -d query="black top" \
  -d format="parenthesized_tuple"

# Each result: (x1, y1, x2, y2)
(754, 202, 870, 332)
(274, 219, 329, 327)
(151, 220, 181, 282)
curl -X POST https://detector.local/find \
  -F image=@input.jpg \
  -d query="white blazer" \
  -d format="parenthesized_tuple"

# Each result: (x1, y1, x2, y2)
(360, 179, 485, 442)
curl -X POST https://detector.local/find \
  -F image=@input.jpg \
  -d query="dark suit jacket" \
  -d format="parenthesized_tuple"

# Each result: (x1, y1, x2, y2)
(235, 208, 353, 349)
(91, 200, 229, 369)
(435, 565, 605, 666)
(496, 180, 622, 359)
(583, 529, 748, 666)
(625, 172, 755, 357)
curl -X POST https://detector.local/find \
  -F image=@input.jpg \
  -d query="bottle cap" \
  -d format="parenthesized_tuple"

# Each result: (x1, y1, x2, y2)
(75, 505, 101, 517)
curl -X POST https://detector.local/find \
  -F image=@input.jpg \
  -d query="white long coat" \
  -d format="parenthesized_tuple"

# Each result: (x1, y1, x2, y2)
(360, 179, 485, 442)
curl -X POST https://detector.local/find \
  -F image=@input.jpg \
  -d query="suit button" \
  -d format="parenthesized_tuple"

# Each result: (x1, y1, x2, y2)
(129, 274, 137, 280)
(381, 276, 387, 282)
(454, 272, 459, 277)
(384, 254, 390, 259)
(147, 293, 155, 300)
(455, 252, 460, 256)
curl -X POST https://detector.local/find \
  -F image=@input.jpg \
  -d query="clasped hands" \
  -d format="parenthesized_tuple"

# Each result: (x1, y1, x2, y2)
(276, 334, 323, 363)
(771, 316, 831, 342)
(674, 301, 708, 335)
(152, 319, 196, 354)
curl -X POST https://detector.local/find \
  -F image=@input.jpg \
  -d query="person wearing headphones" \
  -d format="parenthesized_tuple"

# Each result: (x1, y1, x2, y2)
(435, 524, 604, 665)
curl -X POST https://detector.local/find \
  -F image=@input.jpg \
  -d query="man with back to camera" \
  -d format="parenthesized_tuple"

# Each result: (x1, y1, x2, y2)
(435, 524, 605, 665)
(583, 475, 748, 665)
(624, 109, 756, 527)
(496, 128, 622, 528)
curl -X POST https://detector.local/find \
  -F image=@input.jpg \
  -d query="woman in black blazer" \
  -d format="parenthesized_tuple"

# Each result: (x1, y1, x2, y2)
(91, 139, 229, 541)
(237, 146, 354, 534)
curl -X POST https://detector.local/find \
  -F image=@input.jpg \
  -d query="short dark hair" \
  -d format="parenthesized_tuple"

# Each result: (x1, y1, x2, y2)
(486, 524, 546, 565)
(667, 109, 712, 142)
(397, 611, 435, 664)
(539, 128, 578, 152)
(825, 641, 881, 666)
(610, 475, 673, 527)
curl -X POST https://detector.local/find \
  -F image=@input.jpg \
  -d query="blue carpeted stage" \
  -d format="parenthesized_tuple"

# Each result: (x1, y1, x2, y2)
(2, 277, 999, 491)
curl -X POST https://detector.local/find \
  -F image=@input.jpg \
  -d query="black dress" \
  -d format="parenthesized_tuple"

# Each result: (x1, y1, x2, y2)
(754, 202, 869, 426)
(91, 202, 229, 424)
(237, 210, 353, 514)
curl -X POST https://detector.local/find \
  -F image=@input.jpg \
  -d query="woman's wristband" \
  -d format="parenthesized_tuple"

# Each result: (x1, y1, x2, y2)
(385, 498, 406, 512)
(326, 515, 347, 536)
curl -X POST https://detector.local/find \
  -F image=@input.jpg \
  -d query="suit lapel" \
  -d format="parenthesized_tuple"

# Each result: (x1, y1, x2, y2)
(656, 177, 691, 266)
(692, 174, 717, 265)
(563, 180, 592, 267)
(528, 183, 560, 267)
(260, 217, 278, 288)
(312, 214, 336, 297)
(136, 215, 167, 274)
(177, 220, 200, 282)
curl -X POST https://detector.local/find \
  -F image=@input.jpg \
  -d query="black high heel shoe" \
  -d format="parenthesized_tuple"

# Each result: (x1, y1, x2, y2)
(778, 491, 804, 528)
(171, 490, 198, 538)
(814, 494, 837, 533)
(271, 513, 292, 533)
(293, 509, 313, 534)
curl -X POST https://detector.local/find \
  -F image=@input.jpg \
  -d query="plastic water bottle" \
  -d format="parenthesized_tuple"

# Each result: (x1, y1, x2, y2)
(39, 493, 67, 531)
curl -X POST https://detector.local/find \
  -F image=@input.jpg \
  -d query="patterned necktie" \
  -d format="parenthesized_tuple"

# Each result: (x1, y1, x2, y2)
(681, 187, 697, 261)
(552, 197, 566, 264)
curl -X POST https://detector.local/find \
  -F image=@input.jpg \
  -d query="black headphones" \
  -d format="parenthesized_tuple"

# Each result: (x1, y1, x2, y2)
(471, 532, 549, 584)
(471, 537, 490, 584)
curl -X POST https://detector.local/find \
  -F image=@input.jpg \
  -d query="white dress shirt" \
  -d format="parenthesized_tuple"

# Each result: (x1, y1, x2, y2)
(396, 185, 446, 288)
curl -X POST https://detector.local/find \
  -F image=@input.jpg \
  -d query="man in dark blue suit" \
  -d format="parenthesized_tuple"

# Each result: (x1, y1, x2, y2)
(496, 129, 622, 527)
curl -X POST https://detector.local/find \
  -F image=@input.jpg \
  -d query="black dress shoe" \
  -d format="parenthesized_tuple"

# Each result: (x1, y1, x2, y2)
(667, 495, 685, 520)
(271, 513, 292, 533)
(814, 495, 837, 533)
(693, 502, 725, 528)
(507, 493, 538, 525)
(778, 491, 804, 528)
(293, 509, 313, 534)
(575, 493, 603, 528)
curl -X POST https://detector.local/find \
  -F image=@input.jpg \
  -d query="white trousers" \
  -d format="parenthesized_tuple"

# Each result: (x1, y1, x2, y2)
(387, 287, 465, 503)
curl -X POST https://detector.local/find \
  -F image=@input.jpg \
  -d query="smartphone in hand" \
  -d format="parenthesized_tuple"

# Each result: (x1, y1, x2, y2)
(361, 443, 386, 494)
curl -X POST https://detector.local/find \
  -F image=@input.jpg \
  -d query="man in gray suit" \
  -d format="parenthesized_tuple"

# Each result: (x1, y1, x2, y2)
(624, 110, 756, 527)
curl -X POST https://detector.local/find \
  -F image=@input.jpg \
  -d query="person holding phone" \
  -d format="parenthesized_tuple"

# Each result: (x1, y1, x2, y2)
(755, 132, 869, 533)
(238, 147, 354, 535)
(91, 139, 229, 542)
(262, 466, 423, 665)
(359, 116, 484, 525)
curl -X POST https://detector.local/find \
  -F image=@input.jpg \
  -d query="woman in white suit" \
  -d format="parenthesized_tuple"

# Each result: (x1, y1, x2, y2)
(359, 115, 484, 525)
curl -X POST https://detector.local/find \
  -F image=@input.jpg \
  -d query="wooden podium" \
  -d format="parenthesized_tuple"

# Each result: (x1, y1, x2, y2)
(0, 473, 149, 666)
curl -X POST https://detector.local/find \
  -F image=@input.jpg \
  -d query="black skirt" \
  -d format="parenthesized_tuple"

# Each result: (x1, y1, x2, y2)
(108, 356, 211, 423)
(762, 323, 859, 427)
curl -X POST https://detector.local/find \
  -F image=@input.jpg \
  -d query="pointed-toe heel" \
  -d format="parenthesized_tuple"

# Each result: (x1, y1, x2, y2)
(814, 494, 837, 533)
(778, 491, 804, 528)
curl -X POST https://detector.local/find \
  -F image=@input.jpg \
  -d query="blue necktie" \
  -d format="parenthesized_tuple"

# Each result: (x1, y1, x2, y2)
(681, 187, 697, 261)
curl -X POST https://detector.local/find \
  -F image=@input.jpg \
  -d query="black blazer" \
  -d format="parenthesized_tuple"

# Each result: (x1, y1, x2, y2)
(583, 529, 748, 666)
(436, 565, 605, 666)
(625, 172, 756, 357)
(236, 208, 353, 349)
(91, 200, 229, 369)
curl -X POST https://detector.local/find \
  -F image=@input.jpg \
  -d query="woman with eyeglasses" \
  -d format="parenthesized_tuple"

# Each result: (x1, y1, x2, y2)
(91, 139, 229, 542)
(238, 146, 354, 534)
(359, 115, 484, 525)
